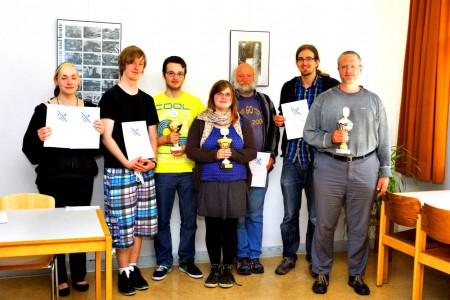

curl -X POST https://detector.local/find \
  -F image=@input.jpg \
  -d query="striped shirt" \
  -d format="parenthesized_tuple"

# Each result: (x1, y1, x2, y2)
(285, 76, 323, 164)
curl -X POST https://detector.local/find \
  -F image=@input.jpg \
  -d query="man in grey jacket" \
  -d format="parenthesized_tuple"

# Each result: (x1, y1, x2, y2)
(303, 50, 391, 296)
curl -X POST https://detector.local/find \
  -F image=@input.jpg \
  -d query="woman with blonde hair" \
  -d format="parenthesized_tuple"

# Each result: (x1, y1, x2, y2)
(23, 62, 104, 296)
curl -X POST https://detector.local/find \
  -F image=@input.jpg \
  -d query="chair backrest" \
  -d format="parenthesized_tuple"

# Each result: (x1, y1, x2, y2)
(0, 193, 55, 210)
(384, 192, 422, 227)
(422, 203, 450, 244)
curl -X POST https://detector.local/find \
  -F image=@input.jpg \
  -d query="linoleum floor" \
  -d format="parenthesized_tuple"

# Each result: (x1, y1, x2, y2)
(1, 251, 449, 299)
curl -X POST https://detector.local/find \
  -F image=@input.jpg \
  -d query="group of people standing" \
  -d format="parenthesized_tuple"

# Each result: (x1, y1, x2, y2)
(22, 43, 391, 297)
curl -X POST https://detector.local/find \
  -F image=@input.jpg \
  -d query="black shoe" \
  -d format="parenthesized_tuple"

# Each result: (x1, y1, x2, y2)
(72, 282, 89, 292)
(312, 274, 329, 294)
(219, 264, 235, 288)
(204, 264, 221, 288)
(152, 265, 171, 281)
(348, 275, 370, 295)
(58, 286, 70, 297)
(250, 258, 264, 274)
(236, 257, 251, 275)
(179, 260, 203, 279)
(118, 271, 136, 296)
(130, 266, 149, 290)
(275, 257, 295, 275)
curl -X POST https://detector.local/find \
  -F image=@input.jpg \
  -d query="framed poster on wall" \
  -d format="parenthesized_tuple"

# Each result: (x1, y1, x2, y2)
(57, 19, 122, 105)
(229, 30, 270, 86)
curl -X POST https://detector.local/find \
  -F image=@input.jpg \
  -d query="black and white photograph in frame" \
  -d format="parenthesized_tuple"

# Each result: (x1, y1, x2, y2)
(230, 30, 270, 86)
(57, 19, 122, 105)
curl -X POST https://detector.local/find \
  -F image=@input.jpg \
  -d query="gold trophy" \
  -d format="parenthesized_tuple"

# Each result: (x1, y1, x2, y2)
(168, 110, 183, 152)
(336, 107, 353, 154)
(218, 127, 233, 169)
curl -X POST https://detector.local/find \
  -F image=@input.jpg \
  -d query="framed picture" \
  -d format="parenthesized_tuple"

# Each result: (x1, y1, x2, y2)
(230, 30, 270, 86)
(57, 19, 122, 105)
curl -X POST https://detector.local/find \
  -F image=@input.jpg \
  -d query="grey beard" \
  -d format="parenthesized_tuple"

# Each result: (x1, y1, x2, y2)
(234, 82, 256, 94)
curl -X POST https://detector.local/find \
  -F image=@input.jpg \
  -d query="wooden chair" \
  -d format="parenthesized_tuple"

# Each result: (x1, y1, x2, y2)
(0, 193, 58, 300)
(412, 203, 450, 300)
(376, 192, 422, 285)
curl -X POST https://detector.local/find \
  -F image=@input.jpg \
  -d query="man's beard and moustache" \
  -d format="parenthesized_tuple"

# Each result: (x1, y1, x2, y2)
(234, 81, 256, 94)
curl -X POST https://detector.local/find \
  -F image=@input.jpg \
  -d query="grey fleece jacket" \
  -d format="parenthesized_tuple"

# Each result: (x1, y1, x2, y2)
(303, 86, 392, 178)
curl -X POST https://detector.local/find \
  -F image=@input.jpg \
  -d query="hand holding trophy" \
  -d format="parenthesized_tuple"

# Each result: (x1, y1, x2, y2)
(336, 107, 353, 154)
(217, 127, 233, 169)
(168, 110, 182, 152)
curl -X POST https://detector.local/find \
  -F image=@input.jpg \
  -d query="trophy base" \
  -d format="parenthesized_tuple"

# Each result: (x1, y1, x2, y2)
(171, 146, 182, 152)
(336, 149, 351, 154)
(220, 164, 233, 169)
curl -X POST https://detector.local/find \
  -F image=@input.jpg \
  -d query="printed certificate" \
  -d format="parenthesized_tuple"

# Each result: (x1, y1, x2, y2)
(44, 104, 100, 149)
(122, 121, 155, 160)
(281, 100, 309, 140)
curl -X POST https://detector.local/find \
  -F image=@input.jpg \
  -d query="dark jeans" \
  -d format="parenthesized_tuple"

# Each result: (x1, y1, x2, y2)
(205, 217, 238, 265)
(280, 158, 316, 262)
(37, 176, 93, 283)
(154, 173, 197, 267)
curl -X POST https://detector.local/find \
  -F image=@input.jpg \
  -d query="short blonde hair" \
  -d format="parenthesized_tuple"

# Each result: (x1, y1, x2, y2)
(53, 62, 79, 96)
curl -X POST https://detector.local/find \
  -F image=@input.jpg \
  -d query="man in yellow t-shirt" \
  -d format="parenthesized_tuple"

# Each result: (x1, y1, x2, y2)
(152, 56, 205, 282)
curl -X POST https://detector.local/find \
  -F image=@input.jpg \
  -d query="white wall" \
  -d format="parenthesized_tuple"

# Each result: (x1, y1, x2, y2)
(0, 0, 412, 264)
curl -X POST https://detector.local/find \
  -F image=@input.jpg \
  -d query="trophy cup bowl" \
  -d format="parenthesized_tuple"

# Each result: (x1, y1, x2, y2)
(168, 120, 183, 152)
(336, 107, 353, 154)
(218, 128, 233, 169)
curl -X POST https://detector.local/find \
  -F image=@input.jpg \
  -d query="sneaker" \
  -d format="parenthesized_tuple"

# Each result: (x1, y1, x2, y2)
(236, 257, 251, 275)
(274, 257, 295, 275)
(118, 271, 136, 296)
(152, 265, 171, 281)
(204, 264, 221, 288)
(179, 260, 203, 279)
(250, 258, 264, 274)
(312, 274, 329, 294)
(348, 275, 370, 295)
(219, 264, 235, 288)
(130, 266, 149, 290)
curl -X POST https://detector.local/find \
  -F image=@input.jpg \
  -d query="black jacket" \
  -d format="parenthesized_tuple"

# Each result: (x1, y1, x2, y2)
(22, 102, 101, 180)
(236, 90, 280, 171)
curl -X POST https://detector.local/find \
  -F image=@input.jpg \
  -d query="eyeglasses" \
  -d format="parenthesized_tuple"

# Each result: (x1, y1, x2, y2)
(165, 71, 185, 78)
(339, 64, 361, 70)
(216, 92, 232, 99)
(297, 57, 316, 63)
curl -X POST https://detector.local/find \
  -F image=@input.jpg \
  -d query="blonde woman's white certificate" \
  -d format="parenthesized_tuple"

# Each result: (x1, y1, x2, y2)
(122, 121, 154, 160)
(44, 104, 100, 149)
(281, 100, 309, 140)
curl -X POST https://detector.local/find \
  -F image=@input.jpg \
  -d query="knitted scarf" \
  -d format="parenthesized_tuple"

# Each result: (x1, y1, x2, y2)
(197, 108, 243, 147)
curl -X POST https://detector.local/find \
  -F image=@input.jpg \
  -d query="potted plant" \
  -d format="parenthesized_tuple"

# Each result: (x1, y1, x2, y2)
(370, 144, 420, 250)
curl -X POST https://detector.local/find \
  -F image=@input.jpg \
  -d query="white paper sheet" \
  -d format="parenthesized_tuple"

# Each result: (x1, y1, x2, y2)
(122, 121, 155, 160)
(281, 100, 309, 140)
(44, 104, 100, 149)
(0, 212, 8, 224)
(249, 152, 271, 187)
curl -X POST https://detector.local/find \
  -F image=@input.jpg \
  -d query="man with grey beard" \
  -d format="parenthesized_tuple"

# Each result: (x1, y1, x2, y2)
(232, 63, 280, 275)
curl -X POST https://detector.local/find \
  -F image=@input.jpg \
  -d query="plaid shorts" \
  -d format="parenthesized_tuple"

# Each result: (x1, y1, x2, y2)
(103, 168, 158, 249)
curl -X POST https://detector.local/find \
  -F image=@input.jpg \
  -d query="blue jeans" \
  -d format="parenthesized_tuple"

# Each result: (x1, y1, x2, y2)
(280, 158, 316, 262)
(154, 173, 197, 267)
(237, 176, 268, 259)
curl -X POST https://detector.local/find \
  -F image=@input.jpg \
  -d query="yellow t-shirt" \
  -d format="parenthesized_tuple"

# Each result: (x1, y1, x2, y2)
(154, 91, 205, 173)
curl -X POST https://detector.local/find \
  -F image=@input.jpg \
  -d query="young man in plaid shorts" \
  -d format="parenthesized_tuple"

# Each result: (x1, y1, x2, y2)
(99, 45, 159, 296)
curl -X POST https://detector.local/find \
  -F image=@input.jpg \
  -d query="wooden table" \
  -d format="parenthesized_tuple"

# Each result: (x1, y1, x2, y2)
(395, 190, 450, 209)
(0, 208, 112, 300)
